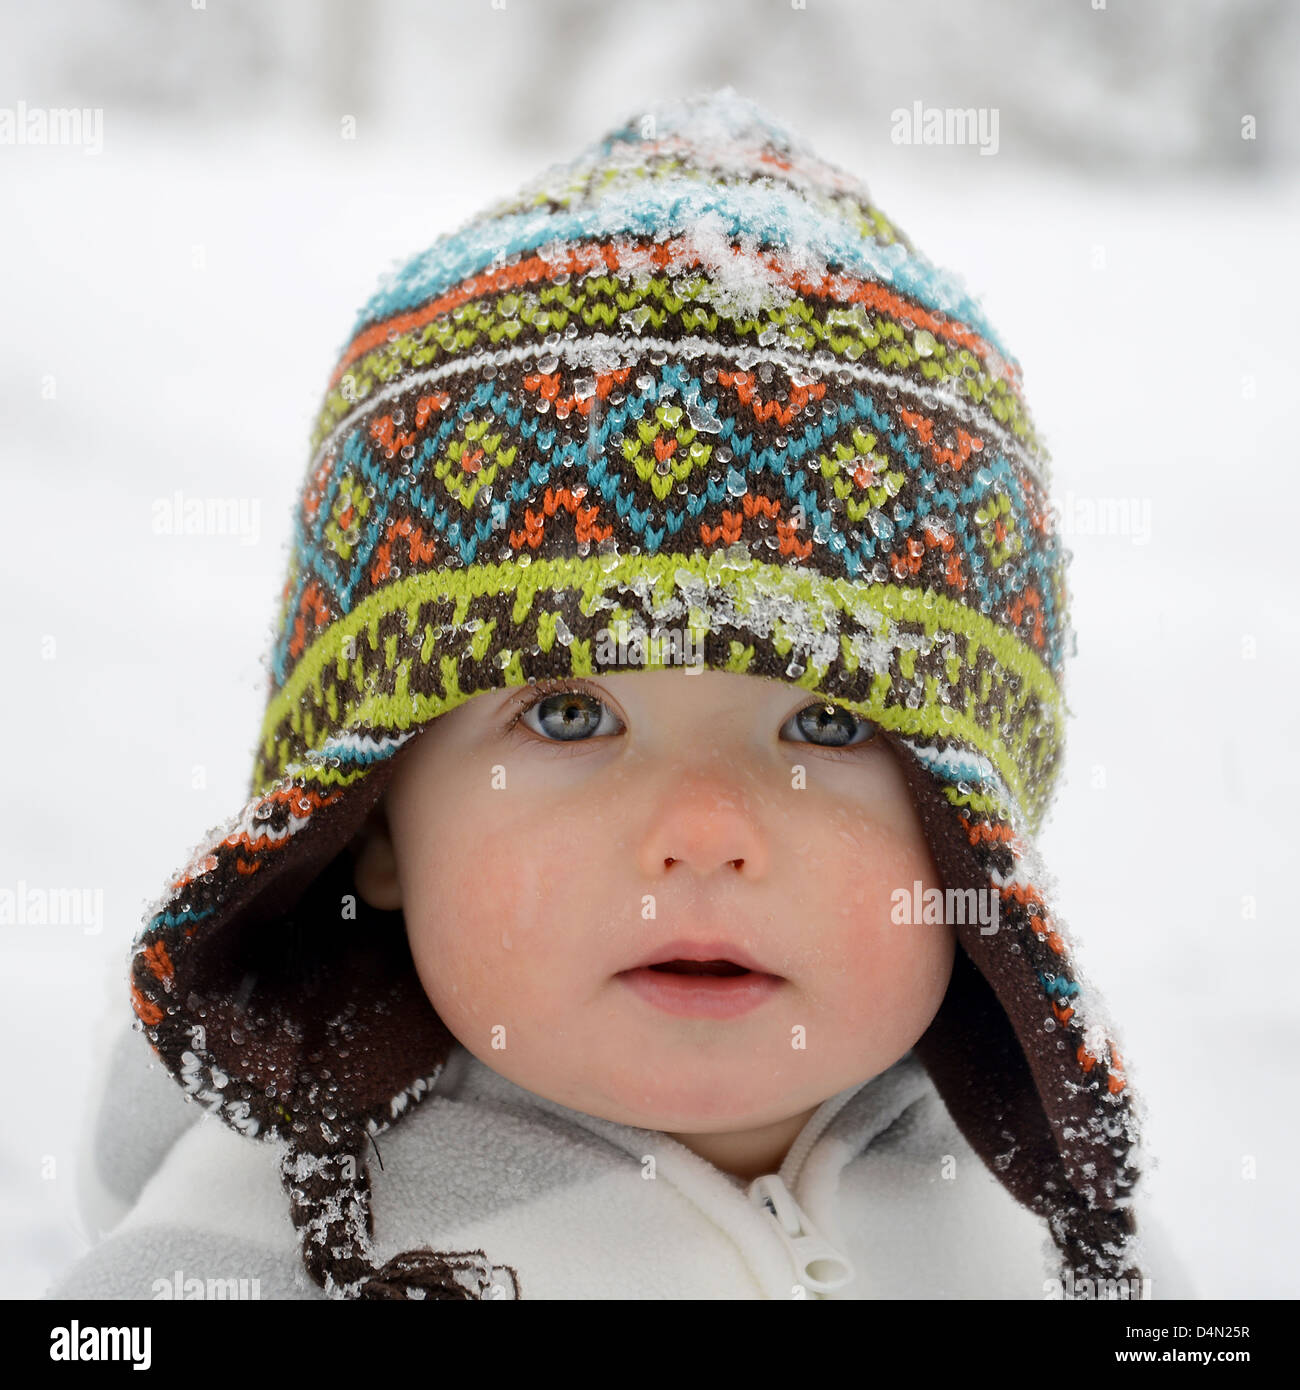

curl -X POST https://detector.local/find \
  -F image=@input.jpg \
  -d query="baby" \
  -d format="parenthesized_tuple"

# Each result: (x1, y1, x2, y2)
(46, 87, 1193, 1301)
(348, 665, 956, 1188)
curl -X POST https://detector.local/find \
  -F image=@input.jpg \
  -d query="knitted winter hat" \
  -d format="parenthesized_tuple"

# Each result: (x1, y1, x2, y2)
(131, 87, 1143, 1299)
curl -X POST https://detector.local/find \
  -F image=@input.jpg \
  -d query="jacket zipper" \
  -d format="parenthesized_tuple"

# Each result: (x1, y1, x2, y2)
(743, 1077, 866, 1297)
(747, 1173, 856, 1297)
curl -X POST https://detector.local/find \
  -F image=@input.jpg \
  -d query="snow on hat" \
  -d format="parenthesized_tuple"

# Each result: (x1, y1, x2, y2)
(130, 86, 1144, 1298)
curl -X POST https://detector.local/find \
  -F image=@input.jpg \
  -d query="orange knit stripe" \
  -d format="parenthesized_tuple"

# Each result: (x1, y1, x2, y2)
(130, 980, 163, 1027)
(166, 789, 342, 896)
(141, 940, 174, 984)
(328, 239, 1012, 390)
(508, 487, 613, 551)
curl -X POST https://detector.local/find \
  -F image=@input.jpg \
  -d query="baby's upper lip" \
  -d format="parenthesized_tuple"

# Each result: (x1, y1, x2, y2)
(621, 938, 778, 977)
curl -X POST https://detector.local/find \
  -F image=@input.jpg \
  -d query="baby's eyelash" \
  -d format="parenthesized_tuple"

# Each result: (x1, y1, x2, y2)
(807, 740, 864, 762)
(502, 677, 603, 734)
(502, 680, 875, 756)
(792, 701, 879, 760)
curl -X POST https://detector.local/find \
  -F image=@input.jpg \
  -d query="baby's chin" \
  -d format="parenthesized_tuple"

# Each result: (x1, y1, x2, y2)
(447, 1026, 863, 1133)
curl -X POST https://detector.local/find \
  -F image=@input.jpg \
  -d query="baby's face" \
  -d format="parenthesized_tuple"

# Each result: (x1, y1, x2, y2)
(353, 668, 954, 1145)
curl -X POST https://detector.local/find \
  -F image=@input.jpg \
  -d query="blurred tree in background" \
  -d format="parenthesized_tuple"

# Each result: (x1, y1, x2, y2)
(3, 0, 1293, 173)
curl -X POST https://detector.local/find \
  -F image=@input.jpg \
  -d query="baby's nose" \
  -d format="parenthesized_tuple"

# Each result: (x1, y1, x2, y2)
(636, 778, 770, 881)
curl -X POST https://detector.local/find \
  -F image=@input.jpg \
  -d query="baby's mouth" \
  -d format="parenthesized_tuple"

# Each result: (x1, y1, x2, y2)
(621, 939, 778, 978)
(645, 960, 752, 977)
(617, 952, 785, 1018)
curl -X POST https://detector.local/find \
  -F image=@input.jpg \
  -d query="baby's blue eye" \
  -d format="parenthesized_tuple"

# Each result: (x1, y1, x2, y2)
(512, 684, 876, 751)
(784, 701, 877, 749)
(521, 690, 621, 742)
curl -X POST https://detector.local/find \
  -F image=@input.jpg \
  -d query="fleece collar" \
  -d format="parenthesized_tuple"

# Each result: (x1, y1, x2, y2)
(364, 1042, 936, 1299)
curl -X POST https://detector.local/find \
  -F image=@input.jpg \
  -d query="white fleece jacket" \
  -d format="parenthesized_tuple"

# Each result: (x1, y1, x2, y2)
(45, 1018, 1198, 1301)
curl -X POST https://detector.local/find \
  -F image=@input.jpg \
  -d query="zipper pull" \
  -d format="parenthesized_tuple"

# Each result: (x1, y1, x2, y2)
(748, 1174, 855, 1296)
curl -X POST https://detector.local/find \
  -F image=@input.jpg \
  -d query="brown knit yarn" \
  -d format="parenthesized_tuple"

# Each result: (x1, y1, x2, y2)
(901, 749, 1145, 1293)
(278, 1140, 519, 1300)
(251, 849, 518, 1300)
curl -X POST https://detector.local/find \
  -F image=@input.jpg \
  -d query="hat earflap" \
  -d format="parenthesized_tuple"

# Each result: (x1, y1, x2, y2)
(895, 743, 1143, 1286)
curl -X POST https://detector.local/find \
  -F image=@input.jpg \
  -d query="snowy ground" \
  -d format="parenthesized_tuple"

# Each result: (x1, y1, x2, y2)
(2, 110, 1297, 1300)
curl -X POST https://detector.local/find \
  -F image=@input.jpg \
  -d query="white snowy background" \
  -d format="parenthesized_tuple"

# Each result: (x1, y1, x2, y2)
(2, 0, 1297, 1299)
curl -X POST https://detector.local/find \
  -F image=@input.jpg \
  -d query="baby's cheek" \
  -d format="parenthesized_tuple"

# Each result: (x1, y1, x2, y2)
(823, 902, 954, 1064)
(400, 859, 511, 1024)
(797, 813, 927, 934)
(802, 820, 952, 1016)
(403, 827, 586, 1019)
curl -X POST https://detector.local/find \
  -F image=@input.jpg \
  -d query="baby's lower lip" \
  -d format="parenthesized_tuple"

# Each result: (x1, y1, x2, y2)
(617, 966, 783, 1020)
